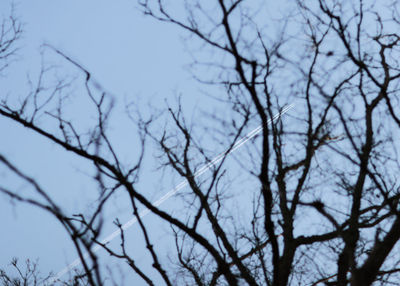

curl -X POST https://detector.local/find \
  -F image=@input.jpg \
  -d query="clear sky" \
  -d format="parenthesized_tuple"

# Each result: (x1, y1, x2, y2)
(0, 0, 210, 284)
(0, 0, 315, 284)
(1, 0, 381, 285)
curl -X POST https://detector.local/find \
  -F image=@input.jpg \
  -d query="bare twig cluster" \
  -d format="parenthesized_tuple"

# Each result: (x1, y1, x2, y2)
(1, 1, 400, 285)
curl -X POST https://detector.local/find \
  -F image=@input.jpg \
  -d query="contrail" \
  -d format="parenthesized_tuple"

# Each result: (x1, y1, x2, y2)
(51, 104, 294, 282)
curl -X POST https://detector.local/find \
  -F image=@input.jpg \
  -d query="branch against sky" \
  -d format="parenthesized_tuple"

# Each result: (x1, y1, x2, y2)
(1, 0, 400, 285)
(0, 4, 22, 75)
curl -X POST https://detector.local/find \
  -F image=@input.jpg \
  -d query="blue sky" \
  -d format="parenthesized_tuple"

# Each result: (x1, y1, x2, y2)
(0, 0, 328, 284)
(2, 0, 391, 285)
(0, 0, 210, 284)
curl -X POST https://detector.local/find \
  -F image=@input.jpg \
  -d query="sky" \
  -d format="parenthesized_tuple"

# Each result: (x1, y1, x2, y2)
(0, 0, 343, 284)
(0, 0, 211, 284)
(0, 0, 351, 284)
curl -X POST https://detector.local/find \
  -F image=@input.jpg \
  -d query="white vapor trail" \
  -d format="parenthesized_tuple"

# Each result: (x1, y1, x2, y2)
(52, 103, 294, 282)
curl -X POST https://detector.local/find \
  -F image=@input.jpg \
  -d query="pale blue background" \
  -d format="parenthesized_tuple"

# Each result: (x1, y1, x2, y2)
(0, 1, 303, 285)
(0, 0, 208, 284)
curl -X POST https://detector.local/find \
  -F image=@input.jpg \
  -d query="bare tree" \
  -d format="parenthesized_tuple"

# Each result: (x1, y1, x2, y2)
(0, 258, 50, 286)
(0, 4, 21, 75)
(1, 0, 400, 285)
(0, 258, 91, 286)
